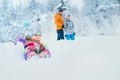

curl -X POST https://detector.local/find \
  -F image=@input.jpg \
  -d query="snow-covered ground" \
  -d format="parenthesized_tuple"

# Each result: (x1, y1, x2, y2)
(0, 33, 120, 80)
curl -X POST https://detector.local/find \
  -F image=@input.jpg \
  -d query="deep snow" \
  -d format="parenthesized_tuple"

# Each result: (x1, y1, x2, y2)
(0, 35, 120, 80)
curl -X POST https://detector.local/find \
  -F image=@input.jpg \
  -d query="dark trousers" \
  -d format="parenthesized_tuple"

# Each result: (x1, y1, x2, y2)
(57, 29, 64, 40)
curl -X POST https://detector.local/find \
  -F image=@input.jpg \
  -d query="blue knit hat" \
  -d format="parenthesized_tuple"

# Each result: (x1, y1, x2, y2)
(23, 22, 30, 27)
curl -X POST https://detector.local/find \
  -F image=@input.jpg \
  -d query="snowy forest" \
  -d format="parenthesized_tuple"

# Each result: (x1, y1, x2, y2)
(0, 0, 120, 43)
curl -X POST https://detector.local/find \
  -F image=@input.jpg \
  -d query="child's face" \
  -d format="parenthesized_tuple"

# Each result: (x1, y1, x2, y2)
(67, 16, 70, 20)
(59, 11, 64, 15)
(31, 34, 41, 43)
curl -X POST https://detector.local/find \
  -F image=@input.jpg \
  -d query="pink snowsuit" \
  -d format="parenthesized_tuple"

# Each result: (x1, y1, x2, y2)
(25, 41, 50, 59)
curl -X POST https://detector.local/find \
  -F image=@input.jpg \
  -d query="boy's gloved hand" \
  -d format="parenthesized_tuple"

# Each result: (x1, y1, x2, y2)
(73, 32, 76, 35)
(62, 25, 64, 28)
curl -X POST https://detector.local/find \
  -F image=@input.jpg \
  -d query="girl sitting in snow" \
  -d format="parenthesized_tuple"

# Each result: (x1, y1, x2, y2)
(18, 33, 51, 60)
(25, 33, 51, 60)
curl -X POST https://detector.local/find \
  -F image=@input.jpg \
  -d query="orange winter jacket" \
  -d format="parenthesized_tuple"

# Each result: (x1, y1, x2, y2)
(54, 13, 64, 30)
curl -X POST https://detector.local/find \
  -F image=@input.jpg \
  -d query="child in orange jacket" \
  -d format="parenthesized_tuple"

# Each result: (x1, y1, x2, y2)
(54, 9, 65, 40)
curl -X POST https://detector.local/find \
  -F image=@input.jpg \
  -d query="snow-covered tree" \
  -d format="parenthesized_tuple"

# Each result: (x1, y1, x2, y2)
(73, 0, 119, 35)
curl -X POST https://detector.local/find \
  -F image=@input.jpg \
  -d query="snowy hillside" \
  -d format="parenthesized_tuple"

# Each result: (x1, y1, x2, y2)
(0, 35, 120, 80)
